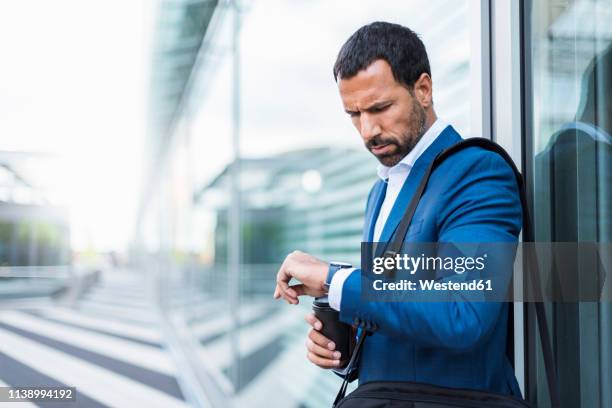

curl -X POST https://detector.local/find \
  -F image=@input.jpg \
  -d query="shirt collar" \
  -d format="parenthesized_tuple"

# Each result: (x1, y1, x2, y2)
(376, 118, 448, 181)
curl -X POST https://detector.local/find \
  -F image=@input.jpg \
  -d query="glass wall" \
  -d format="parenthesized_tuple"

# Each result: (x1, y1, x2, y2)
(0, 164, 70, 267)
(523, 0, 612, 406)
(147, 0, 474, 406)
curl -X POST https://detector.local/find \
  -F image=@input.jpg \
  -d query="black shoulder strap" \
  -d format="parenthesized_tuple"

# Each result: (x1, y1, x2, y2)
(335, 138, 561, 407)
(333, 330, 367, 406)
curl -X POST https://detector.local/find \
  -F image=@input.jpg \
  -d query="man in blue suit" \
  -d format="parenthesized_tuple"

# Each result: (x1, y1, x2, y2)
(273, 22, 522, 397)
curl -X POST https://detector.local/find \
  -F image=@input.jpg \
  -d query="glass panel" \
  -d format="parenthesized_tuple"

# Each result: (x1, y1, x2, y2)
(0, 154, 71, 298)
(154, 0, 474, 406)
(524, 0, 612, 406)
(233, 2, 472, 404)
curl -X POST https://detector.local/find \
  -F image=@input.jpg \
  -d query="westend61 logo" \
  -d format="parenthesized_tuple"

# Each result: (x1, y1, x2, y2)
(372, 253, 488, 275)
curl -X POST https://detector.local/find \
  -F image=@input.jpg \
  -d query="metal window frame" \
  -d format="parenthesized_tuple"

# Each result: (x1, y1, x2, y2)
(469, 0, 492, 141)
(473, 0, 527, 397)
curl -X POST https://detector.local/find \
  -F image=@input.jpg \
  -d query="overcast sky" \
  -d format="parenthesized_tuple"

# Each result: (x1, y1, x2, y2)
(0, 0, 152, 251)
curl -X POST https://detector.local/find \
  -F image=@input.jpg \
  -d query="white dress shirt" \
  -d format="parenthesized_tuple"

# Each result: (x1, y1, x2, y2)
(328, 119, 449, 311)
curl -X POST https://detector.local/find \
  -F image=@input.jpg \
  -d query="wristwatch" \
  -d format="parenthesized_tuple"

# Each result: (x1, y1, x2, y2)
(324, 261, 353, 290)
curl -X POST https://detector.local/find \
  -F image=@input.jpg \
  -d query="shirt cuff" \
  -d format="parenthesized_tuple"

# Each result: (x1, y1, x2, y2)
(328, 268, 356, 311)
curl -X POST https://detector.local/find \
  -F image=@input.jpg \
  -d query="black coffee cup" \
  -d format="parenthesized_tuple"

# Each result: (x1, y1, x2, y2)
(312, 296, 354, 366)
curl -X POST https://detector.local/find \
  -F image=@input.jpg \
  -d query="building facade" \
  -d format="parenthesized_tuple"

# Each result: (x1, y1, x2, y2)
(139, 1, 611, 406)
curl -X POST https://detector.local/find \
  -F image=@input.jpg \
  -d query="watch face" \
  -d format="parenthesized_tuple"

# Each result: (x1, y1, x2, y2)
(331, 261, 352, 268)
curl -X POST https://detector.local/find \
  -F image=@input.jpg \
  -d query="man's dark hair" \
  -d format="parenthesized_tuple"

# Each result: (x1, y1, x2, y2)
(333, 21, 431, 90)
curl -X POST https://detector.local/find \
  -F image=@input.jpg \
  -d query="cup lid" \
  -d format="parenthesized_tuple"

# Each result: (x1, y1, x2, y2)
(313, 296, 329, 306)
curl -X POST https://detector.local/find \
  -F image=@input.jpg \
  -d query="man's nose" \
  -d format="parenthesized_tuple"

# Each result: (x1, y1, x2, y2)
(360, 113, 381, 143)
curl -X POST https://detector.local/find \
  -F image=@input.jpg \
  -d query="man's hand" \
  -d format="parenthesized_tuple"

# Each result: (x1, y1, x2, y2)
(304, 313, 342, 368)
(273, 250, 328, 304)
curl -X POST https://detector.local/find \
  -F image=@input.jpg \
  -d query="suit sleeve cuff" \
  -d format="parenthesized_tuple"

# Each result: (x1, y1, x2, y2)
(338, 268, 363, 325)
(328, 268, 355, 311)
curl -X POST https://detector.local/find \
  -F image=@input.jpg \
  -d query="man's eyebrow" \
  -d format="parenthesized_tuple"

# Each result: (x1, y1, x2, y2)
(345, 101, 392, 114)
(364, 100, 392, 111)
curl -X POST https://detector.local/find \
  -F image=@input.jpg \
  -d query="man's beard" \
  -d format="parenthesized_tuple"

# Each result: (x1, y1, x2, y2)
(367, 102, 427, 167)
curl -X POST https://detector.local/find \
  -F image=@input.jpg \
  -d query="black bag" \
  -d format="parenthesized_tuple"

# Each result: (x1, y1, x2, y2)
(333, 138, 561, 408)
(336, 381, 531, 408)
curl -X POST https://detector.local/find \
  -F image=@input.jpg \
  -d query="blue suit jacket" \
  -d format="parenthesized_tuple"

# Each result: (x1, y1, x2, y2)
(340, 125, 523, 397)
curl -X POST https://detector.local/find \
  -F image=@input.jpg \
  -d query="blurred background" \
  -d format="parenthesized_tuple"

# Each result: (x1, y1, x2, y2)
(0, 0, 610, 407)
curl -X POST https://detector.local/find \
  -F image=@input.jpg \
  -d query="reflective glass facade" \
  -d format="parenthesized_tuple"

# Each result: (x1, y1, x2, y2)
(143, 1, 472, 406)
(524, 0, 612, 406)
(140, 1, 612, 406)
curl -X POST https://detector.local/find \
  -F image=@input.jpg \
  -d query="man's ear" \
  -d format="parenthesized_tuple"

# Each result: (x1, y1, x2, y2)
(412, 73, 433, 109)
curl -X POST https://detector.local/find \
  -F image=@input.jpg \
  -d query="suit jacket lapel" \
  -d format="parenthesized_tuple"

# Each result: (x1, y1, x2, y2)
(363, 180, 387, 242)
(377, 125, 462, 244)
